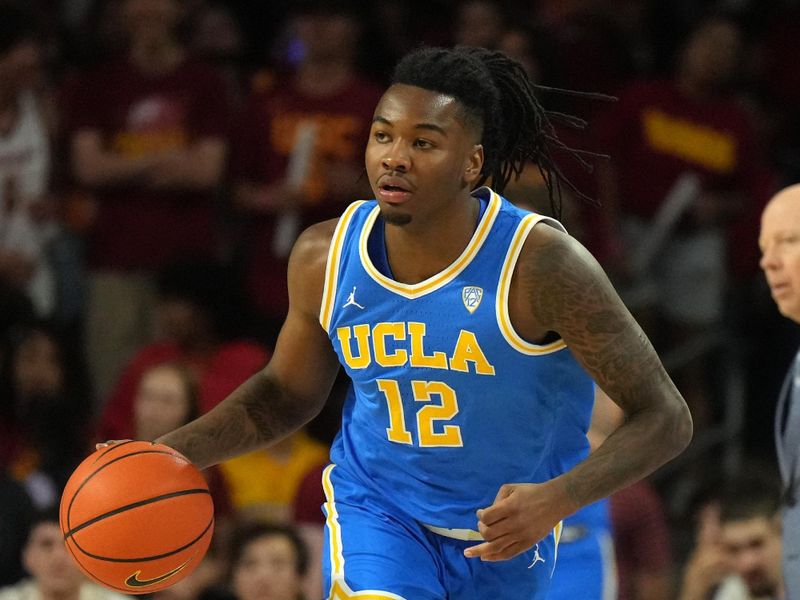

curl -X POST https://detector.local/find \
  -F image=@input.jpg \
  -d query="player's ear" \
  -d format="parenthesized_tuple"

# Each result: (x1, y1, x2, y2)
(464, 144, 484, 185)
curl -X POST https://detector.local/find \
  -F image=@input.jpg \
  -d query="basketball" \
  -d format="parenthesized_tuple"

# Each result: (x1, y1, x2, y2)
(59, 441, 214, 594)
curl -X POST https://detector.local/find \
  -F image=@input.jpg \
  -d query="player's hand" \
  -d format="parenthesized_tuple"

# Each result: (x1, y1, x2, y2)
(95, 439, 131, 450)
(464, 482, 575, 562)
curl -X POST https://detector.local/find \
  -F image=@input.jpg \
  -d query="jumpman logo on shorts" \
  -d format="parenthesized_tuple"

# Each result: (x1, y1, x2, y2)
(527, 544, 545, 569)
(343, 287, 365, 309)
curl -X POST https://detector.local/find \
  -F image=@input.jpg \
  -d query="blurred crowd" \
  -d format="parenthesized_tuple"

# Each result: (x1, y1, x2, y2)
(1, 0, 799, 598)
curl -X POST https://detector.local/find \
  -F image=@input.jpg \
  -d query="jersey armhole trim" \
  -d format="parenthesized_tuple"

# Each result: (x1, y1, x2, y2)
(496, 214, 568, 355)
(320, 201, 364, 332)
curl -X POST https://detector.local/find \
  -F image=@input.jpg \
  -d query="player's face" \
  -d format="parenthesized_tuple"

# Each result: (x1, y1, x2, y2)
(760, 190, 800, 323)
(365, 84, 483, 227)
(720, 516, 782, 596)
(23, 522, 85, 594)
(232, 535, 303, 600)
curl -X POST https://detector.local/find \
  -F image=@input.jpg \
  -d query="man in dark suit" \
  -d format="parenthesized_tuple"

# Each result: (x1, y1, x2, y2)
(759, 184, 800, 598)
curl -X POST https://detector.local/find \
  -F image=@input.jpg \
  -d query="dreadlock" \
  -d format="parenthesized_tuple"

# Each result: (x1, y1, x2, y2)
(391, 46, 611, 218)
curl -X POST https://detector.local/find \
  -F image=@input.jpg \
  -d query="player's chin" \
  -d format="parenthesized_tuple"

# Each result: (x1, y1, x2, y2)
(380, 205, 413, 226)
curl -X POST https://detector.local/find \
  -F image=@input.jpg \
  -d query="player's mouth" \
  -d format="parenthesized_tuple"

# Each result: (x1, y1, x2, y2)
(377, 177, 414, 204)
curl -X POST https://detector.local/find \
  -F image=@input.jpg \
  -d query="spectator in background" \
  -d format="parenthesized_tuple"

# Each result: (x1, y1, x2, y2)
(131, 361, 234, 582)
(98, 260, 269, 441)
(0, 3, 59, 319)
(0, 509, 129, 600)
(594, 11, 774, 430)
(0, 471, 33, 587)
(231, 0, 381, 347)
(65, 0, 232, 403)
(452, 0, 507, 49)
(219, 426, 328, 525)
(612, 480, 674, 600)
(132, 362, 232, 517)
(0, 322, 92, 510)
(228, 522, 309, 600)
(548, 388, 622, 600)
(185, 0, 247, 106)
(678, 468, 783, 600)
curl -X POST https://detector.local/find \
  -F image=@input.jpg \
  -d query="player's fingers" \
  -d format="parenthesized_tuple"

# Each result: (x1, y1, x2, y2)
(463, 533, 515, 560)
(477, 497, 515, 526)
(464, 535, 515, 558)
(493, 483, 515, 503)
(477, 516, 515, 541)
(482, 541, 527, 562)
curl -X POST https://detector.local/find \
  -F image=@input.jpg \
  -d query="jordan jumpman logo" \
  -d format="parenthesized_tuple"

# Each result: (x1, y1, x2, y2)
(527, 544, 545, 569)
(343, 287, 365, 309)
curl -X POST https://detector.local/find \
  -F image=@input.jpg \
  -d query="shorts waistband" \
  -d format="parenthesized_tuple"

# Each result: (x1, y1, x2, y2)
(421, 523, 484, 541)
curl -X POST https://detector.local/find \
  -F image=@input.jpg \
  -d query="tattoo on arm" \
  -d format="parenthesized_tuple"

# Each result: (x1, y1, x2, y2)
(157, 370, 321, 470)
(521, 231, 691, 508)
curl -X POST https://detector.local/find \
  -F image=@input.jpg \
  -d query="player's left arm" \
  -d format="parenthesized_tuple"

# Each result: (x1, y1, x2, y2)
(466, 224, 692, 562)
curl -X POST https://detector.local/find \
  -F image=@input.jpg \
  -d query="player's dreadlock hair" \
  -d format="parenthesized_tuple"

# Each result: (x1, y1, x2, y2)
(391, 46, 610, 218)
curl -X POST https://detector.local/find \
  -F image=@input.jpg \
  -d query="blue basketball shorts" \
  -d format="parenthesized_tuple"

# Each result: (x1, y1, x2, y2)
(547, 524, 617, 600)
(320, 464, 560, 600)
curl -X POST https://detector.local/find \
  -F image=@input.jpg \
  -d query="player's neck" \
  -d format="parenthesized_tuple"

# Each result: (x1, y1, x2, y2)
(384, 196, 479, 284)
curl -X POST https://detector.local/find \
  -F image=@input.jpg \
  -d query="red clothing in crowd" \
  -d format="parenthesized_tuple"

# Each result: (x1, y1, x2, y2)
(611, 480, 673, 600)
(65, 57, 231, 270)
(232, 72, 382, 321)
(292, 461, 327, 525)
(97, 340, 270, 441)
(595, 79, 774, 278)
(596, 80, 769, 221)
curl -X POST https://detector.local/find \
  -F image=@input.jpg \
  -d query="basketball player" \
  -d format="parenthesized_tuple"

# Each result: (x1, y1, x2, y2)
(132, 46, 692, 598)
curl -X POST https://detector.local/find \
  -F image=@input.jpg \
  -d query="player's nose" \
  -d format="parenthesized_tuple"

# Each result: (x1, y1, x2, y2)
(381, 144, 410, 172)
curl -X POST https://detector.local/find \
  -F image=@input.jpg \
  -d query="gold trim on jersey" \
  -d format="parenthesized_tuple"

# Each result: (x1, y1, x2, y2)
(358, 190, 502, 299)
(322, 464, 408, 600)
(496, 214, 567, 355)
(320, 201, 366, 332)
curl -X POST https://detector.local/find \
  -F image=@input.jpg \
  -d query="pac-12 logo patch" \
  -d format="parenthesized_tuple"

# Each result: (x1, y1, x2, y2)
(462, 286, 483, 313)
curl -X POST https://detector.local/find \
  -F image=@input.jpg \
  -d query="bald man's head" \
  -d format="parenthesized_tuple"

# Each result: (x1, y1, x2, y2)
(760, 185, 800, 323)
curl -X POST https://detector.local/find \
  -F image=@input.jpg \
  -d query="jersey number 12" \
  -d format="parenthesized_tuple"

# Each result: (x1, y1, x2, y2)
(376, 378, 463, 447)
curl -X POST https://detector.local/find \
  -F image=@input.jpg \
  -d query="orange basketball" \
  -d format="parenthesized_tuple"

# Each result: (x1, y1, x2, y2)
(59, 441, 214, 594)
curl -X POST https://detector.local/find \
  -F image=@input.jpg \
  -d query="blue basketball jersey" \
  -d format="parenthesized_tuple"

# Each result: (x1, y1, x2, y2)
(320, 187, 595, 531)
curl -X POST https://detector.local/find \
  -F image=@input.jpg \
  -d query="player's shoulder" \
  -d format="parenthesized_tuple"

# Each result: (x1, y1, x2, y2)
(291, 218, 339, 270)
(516, 219, 598, 282)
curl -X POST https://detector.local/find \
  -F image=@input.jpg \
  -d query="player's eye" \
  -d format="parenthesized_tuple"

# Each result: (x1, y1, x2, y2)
(414, 138, 433, 148)
(374, 131, 390, 143)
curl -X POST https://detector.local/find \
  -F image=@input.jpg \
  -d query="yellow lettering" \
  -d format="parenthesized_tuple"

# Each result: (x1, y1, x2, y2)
(408, 322, 448, 369)
(373, 322, 408, 367)
(449, 330, 496, 375)
(336, 324, 371, 369)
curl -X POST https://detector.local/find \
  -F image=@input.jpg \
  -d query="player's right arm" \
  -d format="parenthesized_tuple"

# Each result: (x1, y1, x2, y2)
(154, 220, 341, 470)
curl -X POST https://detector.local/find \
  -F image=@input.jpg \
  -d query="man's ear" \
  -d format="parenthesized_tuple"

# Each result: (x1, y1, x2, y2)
(464, 144, 484, 185)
